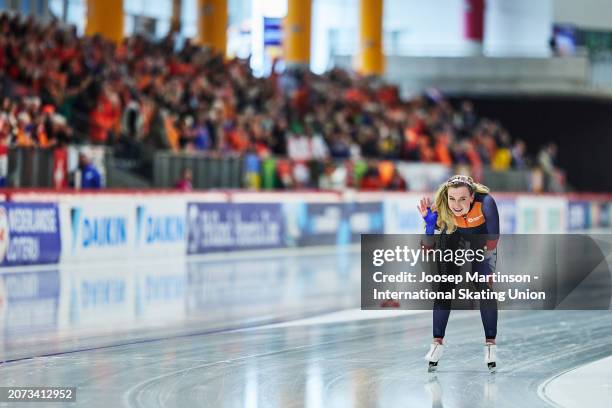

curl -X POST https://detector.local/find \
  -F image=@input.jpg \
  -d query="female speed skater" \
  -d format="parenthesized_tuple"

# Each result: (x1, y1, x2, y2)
(417, 174, 500, 373)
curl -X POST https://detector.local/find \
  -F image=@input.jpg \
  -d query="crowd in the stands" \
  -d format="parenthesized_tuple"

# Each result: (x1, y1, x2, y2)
(0, 12, 561, 190)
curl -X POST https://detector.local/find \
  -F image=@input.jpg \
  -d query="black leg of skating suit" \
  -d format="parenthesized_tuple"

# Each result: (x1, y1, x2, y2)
(432, 256, 498, 339)
(432, 279, 453, 338)
(475, 256, 498, 339)
(433, 305, 451, 338)
(477, 279, 498, 339)
(480, 307, 497, 339)
(433, 283, 497, 339)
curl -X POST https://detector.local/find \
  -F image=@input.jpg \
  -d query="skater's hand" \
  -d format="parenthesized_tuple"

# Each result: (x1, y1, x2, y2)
(417, 197, 435, 218)
(418, 197, 438, 235)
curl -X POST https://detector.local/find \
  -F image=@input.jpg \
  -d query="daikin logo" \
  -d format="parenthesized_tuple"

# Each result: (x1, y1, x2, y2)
(135, 206, 185, 245)
(71, 207, 127, 250)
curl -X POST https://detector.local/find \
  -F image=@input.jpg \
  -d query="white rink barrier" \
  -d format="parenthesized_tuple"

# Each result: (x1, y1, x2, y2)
(0, 190, 611, 266)
(58, 195, 187, 263)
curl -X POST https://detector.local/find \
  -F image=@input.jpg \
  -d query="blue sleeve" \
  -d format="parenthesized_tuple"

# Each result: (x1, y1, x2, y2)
(80, 170, 89, 189)
(92, 170, 101, 188)
(82, 168, 102, 189)
(482, 194, 500, 235)
(423, 208, 438, 235)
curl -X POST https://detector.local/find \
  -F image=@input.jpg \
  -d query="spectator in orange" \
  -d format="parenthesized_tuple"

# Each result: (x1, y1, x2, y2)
(463, 140, 482, 168)
(434, 130, 453, 166)
(403, 125, 420, 160)
(418, 135, 435, 162)
(89, 86, 121, 144)
(163, 113, 181, 151)
(377, 85, 399, 107)
(227, 122, 250, 153)
(15, 112, 34, 146)
(377, 160, 395, 187)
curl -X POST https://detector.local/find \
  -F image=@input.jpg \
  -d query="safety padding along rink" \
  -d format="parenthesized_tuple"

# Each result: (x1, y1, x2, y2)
(0, 190, 611, 267)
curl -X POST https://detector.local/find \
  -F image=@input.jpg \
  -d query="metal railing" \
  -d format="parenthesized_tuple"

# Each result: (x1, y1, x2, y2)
(153, 151, 244, 189)
(7, 145, 537, 192)
(7, 147, 55, 188)
(481, 168, 531, 192)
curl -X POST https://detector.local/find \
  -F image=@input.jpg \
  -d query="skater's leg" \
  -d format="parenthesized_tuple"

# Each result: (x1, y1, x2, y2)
(427, 299, 450, 371)
(479, 307, 497, 341)
(476, 278, 498, 341)
(427, 271, 453, 371)
(432, 283, 452, 340)
(433, 307, 451, 340)
(479, 289, 498, 372)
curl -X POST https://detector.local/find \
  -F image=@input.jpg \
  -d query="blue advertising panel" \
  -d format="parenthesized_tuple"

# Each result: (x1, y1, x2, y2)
(293, 203, 347, 247)
(187, 203, 285, 253)
(346, 201, 384, 242)
(568, 201, 591, 231)
(597, 202, 611, 228)
(283, 201, 383, 247)
(0, 202, 61, 266)
(496, 199, 517, 234)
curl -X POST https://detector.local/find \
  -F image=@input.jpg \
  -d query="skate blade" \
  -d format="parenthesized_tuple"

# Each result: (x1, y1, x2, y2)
(428, 362, 438, 373)
(487, 362, 496, 373)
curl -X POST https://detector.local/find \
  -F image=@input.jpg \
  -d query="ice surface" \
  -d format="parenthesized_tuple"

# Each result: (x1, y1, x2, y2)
(1, 242, 611, 407)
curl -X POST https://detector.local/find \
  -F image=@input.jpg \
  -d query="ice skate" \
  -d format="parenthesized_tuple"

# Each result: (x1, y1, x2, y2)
(484, 342, 497, 373)
(425, 342, 444, 372)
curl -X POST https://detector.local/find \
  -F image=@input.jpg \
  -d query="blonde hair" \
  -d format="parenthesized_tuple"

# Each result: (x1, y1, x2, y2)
(433, 175, 489, 233)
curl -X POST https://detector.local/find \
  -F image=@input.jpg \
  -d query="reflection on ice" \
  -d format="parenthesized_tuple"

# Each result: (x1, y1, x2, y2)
(425, 376, 443, 408)
(306, 361, 324, 408)
(424, 373, 498, 408)
(1, 247, 360, 361)
(484, 376, 497, 407)
(0, 270, 60, 337)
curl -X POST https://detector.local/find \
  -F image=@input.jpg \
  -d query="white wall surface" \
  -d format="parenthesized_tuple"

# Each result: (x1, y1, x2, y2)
(553, 0, 612, 30)
(484, 0, 553, 57)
